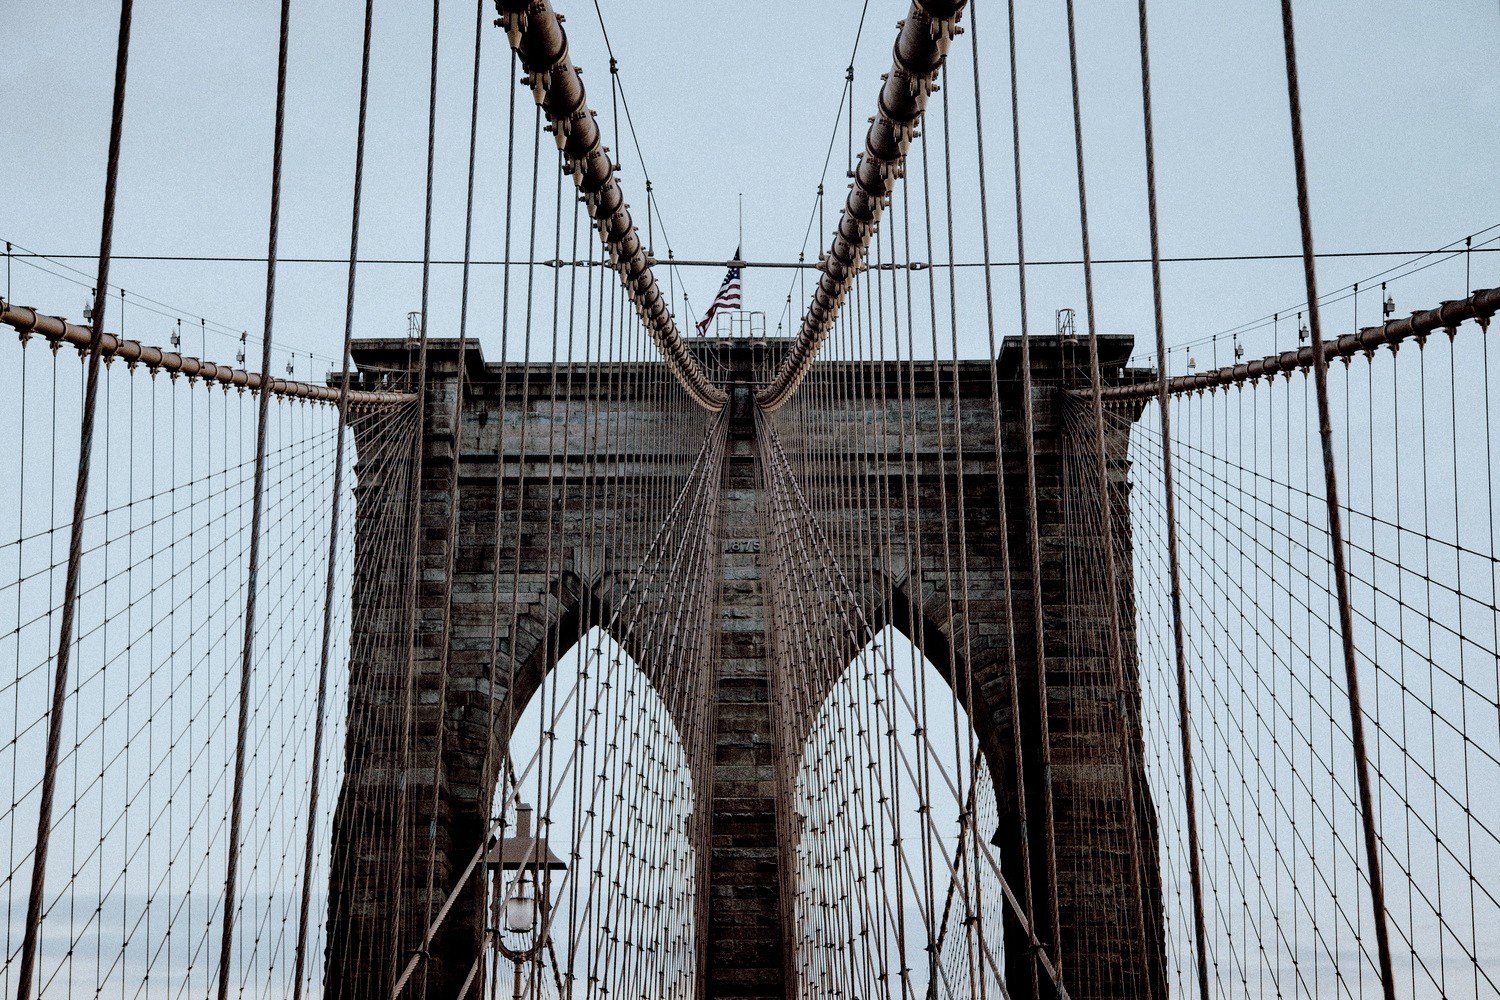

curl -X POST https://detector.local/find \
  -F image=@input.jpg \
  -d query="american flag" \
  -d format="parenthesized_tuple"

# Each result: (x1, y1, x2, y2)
(695, 247, 742, 335)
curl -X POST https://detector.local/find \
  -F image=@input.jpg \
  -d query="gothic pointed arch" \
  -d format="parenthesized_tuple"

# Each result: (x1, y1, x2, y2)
(790, 623, 1009, 998)
(489, 624, 699, 996)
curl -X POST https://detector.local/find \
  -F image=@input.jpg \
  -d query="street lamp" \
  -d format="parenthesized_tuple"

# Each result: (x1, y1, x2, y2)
(486, 803, 567, 963)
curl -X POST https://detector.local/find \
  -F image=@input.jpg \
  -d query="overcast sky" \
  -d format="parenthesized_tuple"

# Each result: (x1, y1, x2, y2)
(1, 1, 1496, 374)
(3, 4, 1497, 995)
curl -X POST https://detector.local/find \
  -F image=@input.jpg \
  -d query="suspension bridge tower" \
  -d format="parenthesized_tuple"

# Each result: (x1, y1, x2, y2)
(324, 325, 1166, 999)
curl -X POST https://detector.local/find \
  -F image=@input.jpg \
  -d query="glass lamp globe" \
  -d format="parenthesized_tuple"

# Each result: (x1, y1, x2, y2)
(504, 876, 538, 934)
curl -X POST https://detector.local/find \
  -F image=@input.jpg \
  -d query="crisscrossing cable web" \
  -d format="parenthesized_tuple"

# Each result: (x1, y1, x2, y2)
(0, 330, 419, 998)
(1100, 313, 1500, 999)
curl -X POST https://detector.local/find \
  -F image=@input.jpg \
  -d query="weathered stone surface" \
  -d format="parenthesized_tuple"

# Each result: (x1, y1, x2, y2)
(702, 379, 789, 998)
(327, 335, 1163, 1000)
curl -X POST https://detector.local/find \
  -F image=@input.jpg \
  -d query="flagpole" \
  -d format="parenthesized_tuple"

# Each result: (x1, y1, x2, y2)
(738, 193, 743, 256)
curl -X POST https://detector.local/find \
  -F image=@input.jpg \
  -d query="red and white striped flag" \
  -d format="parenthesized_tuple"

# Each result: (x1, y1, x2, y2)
(695, 247, 742, 335)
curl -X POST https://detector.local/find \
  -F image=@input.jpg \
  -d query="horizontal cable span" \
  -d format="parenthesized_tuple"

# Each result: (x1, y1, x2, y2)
(1094, 285, 1500, 402)
(494, 0, 725, 411)
(0, 298, 415, 407)
(758, 0, 969, 411)
(19, 247, 1500, 268)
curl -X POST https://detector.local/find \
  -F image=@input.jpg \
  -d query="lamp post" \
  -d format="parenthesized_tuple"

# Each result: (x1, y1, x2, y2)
(486, 803, 566, 998)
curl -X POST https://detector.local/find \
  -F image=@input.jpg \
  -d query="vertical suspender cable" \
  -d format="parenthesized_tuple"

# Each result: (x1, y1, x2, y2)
(391, 0, 442, 986)
(291, 1, 377, 994)
(1133, 2, 1207, 996)
(1061, 0, 1193, 993)
(218, 3, 293, 997)
(419, 0, 488, 988)
(977, 4, 1044, 989)
(1060, 3, 1131, 992)
(1276, 4, 1397, 997)
(481, 60, 519, 996)
(14, 3, 135, 997)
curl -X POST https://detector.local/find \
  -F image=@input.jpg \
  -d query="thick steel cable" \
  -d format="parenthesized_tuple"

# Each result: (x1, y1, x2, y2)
(913, 79, 970, 987)
(535, 162, 571, 999)
(480, 55, 522, 975)
(0, 301, 413, 407)
(13, 5, 134, 994)
(873, 216, 915, 999)
(492, 0, 724, 411)
(759, 0, 970, 411)
(384, 1, 443, 987)
(1277, 2, 1397, 996)
(918, 55, 997, 993)
(524, 102, 578, 1000)
(1130, 2, 1209, 996)
(413, 3, 487, 993)
(850, 269, 910, 991)
(542, 219, 590, 995)
(562, 197, 599, 997)
(905, 301, 942, 995)
(975, 3, 1051, 989)
(1056, 4, 1127, 990)
(290, 1, 376, 992)
(932, 58, 997, 999)
(589, 182, 623, 995)
(893, 158, 945, 998)
(489, 102, 546, 996)
(1095, 286, 1499, 403)
(215, 3, 292, 996)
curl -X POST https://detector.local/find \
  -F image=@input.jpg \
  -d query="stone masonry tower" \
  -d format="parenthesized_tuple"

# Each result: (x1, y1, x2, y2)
(325, 332, 1163, 999)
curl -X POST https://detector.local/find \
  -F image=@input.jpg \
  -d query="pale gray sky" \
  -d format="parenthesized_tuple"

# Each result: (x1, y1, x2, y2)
(1, 1, 1496, 373)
